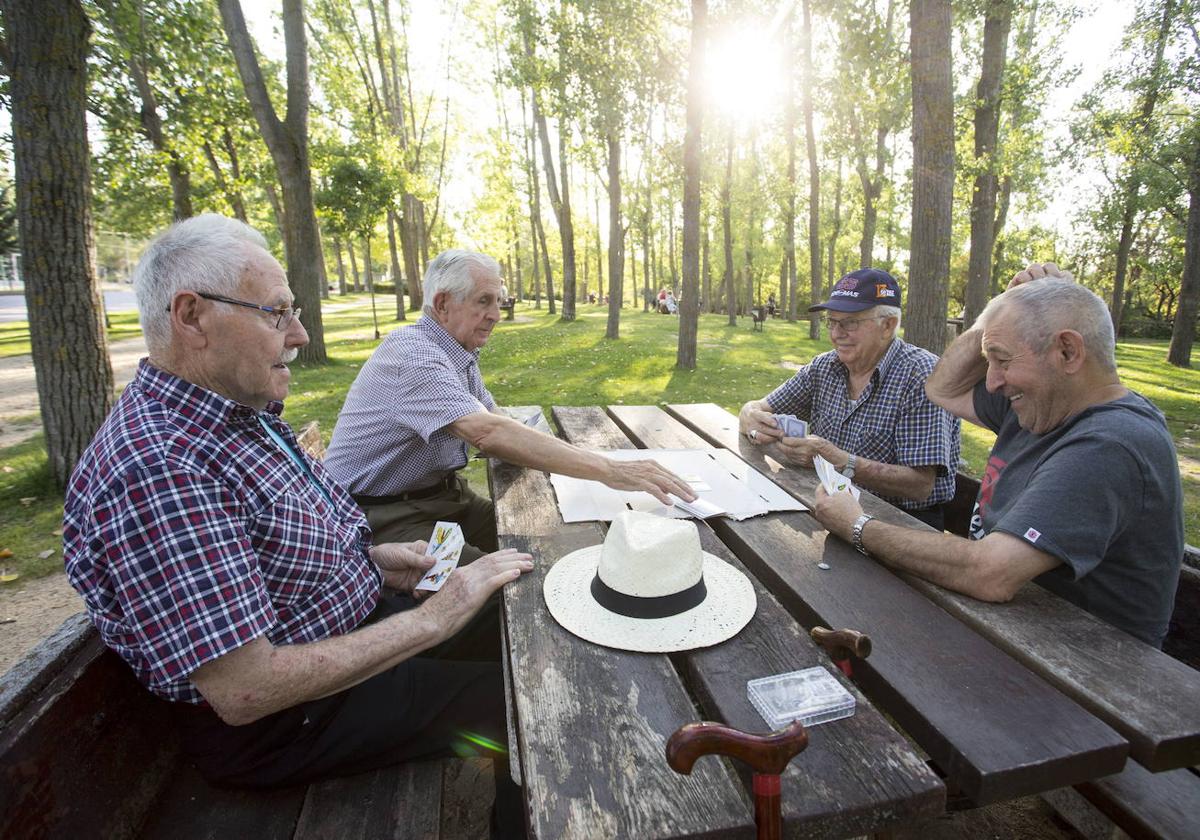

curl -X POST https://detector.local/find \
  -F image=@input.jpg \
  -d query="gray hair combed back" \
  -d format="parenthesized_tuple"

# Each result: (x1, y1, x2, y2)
(133, 214, 270, 354)
(422, 250, 501, 313)
(874, 304, 902, 326)
(980, 279, 1117, 373)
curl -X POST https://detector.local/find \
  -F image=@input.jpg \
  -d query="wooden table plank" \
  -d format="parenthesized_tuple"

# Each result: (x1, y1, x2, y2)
(612, 404, 1129, 806)
(666, 402, 1200, 772)
(554, 406, 946, 837)
(487, 433, 755, 839)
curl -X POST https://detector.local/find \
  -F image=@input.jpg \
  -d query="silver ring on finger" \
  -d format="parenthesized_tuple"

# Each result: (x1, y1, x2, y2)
(749, 429, 758, 441)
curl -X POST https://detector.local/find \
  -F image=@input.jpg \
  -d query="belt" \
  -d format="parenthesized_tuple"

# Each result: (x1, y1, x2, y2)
(352, 474, 459, 506)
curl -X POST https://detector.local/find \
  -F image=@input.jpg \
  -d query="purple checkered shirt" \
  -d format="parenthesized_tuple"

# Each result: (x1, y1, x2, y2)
(325, 315, 496, 496)
(63, 360, 380, 704)
(766, 338, 961, 510)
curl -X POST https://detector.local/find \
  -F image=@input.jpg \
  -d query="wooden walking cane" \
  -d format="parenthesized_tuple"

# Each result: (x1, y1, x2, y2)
(810, 626, 872, 677)
(666, 720, 809, 840)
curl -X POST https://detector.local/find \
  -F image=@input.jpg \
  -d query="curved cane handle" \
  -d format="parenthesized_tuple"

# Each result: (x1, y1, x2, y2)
(810, 626, 872, 662)
(666, 720, 809, 776)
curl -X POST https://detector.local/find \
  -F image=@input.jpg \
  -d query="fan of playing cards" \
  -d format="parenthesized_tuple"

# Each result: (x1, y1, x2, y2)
(813, 455, 861, 500)
(774, 414, 808, 438)
(416, 521, 465, 592)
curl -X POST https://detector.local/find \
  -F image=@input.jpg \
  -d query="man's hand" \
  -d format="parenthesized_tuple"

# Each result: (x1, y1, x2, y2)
(602, 457, 697, 505)
(423, 548, 533, 638)
(776, 434, 845, 470)
(371, 541, 433, 593)
(811, 486, 865, 542)
(738, 399, 783, 445)
(1008, 261, 1073, 290)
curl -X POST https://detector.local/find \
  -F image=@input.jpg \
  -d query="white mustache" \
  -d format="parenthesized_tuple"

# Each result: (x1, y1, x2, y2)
(278, 348, 299, 365)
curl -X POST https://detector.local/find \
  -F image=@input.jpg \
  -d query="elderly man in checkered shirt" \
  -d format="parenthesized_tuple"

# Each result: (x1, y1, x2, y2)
(63, 215, 531, 834)
(739, 268, 961, 529)
(325, 249, 695, 560)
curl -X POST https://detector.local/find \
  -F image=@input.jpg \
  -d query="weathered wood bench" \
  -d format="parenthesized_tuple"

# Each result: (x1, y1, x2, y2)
(501, 299, 516, 320)
(0, 613, 474, 839)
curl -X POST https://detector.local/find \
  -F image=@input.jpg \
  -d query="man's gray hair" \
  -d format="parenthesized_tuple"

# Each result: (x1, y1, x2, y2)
(133, 213, 270, 354)
(874, 304, 901, 326)
(980, 278, 1117, 373)
(422, 250, 501, 312)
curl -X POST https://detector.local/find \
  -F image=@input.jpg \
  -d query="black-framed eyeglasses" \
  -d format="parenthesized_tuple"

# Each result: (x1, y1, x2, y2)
(168, 292, 301, 330)
(822, 314, 884, 334)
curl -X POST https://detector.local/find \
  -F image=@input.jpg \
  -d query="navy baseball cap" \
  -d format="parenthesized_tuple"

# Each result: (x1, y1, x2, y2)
(808, 268, 902, 313)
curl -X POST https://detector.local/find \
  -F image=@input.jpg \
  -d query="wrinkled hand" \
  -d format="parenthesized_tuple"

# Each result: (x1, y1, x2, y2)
(424, 548, 534, 639)
(605, 458, 697, 504)
(371, 541, 433, 593)
(738, 402, 782, 445)
(1008, 261, 1073, 290)
(777, 434, 845, 470)
(811, 486, 864, 541)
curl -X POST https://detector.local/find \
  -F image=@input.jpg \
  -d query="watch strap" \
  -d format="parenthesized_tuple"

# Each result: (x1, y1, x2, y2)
(851, 513, 874, 556)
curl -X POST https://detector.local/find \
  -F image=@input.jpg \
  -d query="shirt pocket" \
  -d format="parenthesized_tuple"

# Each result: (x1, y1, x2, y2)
(857, 429, 897, 465)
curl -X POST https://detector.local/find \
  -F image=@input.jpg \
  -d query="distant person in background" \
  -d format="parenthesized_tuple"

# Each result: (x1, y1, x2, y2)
(666, 290, 678, 314)
(812, 263, 1183, 648)
(739, 267, 961, 528)
(767, 294, 777, 317)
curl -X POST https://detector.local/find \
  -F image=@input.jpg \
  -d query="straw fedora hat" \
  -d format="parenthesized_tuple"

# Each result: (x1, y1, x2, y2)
(543, 510, 756, 652)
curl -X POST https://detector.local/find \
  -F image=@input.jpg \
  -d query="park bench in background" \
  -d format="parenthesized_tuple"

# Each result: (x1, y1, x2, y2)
(501, 298, 516, 320)
(751, 306, 766, 332)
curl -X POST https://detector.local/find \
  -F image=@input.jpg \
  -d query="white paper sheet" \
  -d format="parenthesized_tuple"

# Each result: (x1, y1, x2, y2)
(550, 448, 806, 523)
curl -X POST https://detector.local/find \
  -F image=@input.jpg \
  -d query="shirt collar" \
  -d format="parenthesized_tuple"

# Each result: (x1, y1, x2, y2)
(134, 358, 282, 432)
(416, 314, 481, 369)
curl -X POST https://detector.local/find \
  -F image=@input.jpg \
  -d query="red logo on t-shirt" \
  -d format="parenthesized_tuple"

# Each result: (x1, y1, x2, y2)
(978, 455, 1006, 519)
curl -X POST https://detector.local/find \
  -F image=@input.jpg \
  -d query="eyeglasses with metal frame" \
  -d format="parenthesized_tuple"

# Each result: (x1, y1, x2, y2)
(821, 314, 884, 334)
(167, 292, 301, 330)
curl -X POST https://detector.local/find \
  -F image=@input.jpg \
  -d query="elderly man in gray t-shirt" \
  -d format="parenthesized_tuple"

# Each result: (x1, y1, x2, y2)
(326, 250, 694, 560)
(810, 264, 1183, 647)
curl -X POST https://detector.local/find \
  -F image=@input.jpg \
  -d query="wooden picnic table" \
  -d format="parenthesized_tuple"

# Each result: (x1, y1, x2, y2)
(485, 403, 1200, 839)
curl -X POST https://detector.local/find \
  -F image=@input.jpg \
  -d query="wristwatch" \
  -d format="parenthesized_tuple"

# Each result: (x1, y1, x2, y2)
(843, 453, 858, 480)
(851, 513, 874, 556)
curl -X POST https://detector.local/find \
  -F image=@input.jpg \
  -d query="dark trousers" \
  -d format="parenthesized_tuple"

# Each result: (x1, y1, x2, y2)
(172, 591, 523, 835)
(903, 503, 945, 531)
(360, 477, 499, 563)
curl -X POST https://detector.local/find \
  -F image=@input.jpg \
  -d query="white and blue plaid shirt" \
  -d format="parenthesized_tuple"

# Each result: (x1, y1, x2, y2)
(326, 315, 496, 496)
(766, 338, 961, 510)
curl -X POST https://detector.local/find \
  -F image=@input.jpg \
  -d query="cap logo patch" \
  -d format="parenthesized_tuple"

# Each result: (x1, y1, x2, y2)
(834, 275, 858, 291)
(831, 289, 859, 298)
(876, 284, 896, 298)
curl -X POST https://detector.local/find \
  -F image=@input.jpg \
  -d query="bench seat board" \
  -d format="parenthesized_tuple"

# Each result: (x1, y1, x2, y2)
(0, 635, 178, 840)
(138, 764, 307, 840)
(612, 404, 1128, 805)
(552, 406, 946, 837)
(1076, 763, 1200, 840)
(293, 761, 443, 840)
(665, 402, 1200, 773)
(488, 434, 756, 838)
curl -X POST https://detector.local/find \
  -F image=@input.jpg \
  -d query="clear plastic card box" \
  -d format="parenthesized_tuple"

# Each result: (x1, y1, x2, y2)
(747, 666, 857, 730)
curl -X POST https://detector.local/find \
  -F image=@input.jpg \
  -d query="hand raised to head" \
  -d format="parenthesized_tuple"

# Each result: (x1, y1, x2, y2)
(1008, 262, 1074, 291)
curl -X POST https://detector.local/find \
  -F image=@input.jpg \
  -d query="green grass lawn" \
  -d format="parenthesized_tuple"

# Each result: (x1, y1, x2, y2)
(0, 311, 144, 358)
(2, 295, 1198, 584)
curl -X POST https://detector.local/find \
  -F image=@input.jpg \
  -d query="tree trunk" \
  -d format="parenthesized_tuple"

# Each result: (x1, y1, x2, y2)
(201, 136, 247, 223)
(702, 218, 711, 313)
(387, 209, 406, 320)
(802, 0, 821, 339)
(348, 241, 360, 292)
(1111, 0, 1175, 335)
(125, 50, 193, 220)
(722, 126, 737, 326)
(1168, 130, 1200, 367)
(677, 0, 706, 369)
(3, 0, 114, 487)
(605, 131, 624, 339)
(218, 0, 327, 363)
(532, 93, 571, 320)
(595, 190, 604, 303)
(964, 0, 1013, 329)
(783, 6, 797, 325)
(827, 156, 843, 294)
(333, 236, 347, 295)
(907, 0, 954, 354)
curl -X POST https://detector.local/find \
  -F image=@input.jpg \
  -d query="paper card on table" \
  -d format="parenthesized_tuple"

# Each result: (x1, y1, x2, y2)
(522, 412, 543, 428)
(417, 521, 464, 591)
(672, 494, 726, 520)
(813, 455, 860, 500)
(774, 414, 808, 438)
(681, 473, 712, 492)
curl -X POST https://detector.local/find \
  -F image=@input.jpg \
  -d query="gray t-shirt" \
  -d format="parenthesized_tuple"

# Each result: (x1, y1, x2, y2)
(971, 383, 1183, 647)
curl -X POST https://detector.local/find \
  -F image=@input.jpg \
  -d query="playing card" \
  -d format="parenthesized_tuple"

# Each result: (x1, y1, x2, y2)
(682, 473, 713, 492)
(774, 414, 808, 438)
(672, 494, 726, 519)
(813, 455, 861, 500)
(416, 521, 465, 591)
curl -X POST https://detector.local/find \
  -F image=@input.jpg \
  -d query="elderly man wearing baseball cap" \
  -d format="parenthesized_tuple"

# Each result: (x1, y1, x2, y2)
(738, 268, 961, 528)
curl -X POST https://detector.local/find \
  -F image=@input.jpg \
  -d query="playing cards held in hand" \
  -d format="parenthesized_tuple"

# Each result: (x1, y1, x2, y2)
(416, 521, 465, 592)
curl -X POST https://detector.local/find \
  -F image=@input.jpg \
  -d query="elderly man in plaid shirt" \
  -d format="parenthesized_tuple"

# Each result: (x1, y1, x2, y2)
(739, 268, 961, 529)
(63, 215, 531, 835)
(325, 249, 694, 560)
